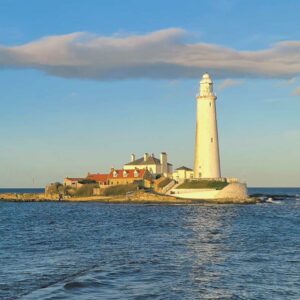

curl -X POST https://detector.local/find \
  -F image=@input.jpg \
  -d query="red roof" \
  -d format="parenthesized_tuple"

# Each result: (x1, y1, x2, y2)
(86, 173, 108, 183)
(107, 169, 146, 179)
(65, 177, 84, 182)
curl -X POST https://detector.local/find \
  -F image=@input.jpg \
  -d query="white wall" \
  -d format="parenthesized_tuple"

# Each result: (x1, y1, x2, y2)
(171, 183, 247, 200)
(124, 164, 160, 174)
(172, 169, 194, 180)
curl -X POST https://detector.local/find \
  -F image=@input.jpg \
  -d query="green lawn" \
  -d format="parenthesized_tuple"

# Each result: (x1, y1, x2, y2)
(176, 180, 228, 190)
(73, 183, 99, 197)
(102, 183, 139, 196)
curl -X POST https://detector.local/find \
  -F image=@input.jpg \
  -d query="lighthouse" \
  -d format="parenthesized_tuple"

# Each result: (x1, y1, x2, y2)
(194, 73, 221, 179)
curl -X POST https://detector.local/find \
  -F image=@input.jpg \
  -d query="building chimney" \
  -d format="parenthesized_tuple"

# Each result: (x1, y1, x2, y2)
(151, 153, 155, 157)
(160, 152, 168, 175)
(131, 153, 135, 162)
(144, 153, 149, 162)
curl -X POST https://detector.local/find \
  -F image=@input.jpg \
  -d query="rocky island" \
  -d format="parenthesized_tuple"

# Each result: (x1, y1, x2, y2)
(1, 74, 251, 204)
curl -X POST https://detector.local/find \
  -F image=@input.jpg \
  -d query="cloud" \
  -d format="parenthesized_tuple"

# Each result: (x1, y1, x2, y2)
(1, 28, 300, 81)
(217, 79, 243, 90)
(292, 87, 300, 96)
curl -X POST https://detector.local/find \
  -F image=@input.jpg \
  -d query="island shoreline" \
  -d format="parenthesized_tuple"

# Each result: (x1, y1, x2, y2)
(0, 192, 258, 205)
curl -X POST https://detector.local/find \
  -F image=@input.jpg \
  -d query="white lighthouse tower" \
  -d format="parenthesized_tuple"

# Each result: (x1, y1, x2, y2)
(194, 73, 221, 179)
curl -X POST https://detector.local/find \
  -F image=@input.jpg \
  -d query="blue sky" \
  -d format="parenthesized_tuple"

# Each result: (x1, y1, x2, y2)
(0, 0, 300, 187)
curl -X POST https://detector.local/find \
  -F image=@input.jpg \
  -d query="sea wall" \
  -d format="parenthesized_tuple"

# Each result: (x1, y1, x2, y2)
(171, 188, 219, 199)
(215, 182, 248, 199)
(0, 193, 57, 201)
(171, 183, 248, 200)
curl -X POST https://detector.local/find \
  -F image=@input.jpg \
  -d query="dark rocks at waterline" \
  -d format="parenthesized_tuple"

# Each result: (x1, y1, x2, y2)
(250, 193, 298, 201)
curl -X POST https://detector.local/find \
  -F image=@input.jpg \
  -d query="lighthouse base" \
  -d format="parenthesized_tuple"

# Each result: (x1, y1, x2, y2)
(170, 182, 248, 200)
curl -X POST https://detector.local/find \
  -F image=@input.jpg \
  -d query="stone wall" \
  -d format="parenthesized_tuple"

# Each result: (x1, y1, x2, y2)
(215, 182, 248, 199)
(170, 182, 248, 200)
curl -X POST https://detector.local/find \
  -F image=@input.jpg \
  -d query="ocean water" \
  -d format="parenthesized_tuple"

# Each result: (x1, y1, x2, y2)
(0, 188, 44, 194)
(0, 188, 299, 299)
(249, 187, 300, 197)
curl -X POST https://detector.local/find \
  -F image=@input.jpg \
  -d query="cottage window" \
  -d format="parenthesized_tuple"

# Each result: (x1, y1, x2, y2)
(123, 171, 128, 177)
(134, 171, 138, 177)
(113, 171, 117, 177)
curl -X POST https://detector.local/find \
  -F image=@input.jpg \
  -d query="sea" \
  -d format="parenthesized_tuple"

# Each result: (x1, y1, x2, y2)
(0, 188, 45, 194)
(0, 188, 299, 299)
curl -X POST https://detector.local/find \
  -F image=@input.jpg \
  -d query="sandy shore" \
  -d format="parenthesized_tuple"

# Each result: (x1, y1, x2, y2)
(0, 191, 257, 204)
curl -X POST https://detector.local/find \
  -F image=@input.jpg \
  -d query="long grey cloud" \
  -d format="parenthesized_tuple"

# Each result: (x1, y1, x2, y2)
(1, 28, 300, 80)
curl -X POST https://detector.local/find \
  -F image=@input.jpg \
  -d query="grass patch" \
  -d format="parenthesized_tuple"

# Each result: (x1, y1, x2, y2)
(176, 180, 228, 190)
(73, 183, 99, 197)
(102, 184, 139, 196)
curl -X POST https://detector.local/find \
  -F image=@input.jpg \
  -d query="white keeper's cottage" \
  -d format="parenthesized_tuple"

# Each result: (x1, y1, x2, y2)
(123, 152, 173, 176)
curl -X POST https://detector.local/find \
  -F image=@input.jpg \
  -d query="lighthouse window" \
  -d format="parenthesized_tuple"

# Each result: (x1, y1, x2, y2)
(210, 102, 211, 107)
(211, 138, 213, 142)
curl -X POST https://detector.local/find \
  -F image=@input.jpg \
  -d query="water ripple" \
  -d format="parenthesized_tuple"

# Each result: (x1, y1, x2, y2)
(0, 195, 299, 299)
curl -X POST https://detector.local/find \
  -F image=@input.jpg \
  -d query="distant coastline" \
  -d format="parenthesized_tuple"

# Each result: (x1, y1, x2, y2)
(0, 188, 44, 194)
